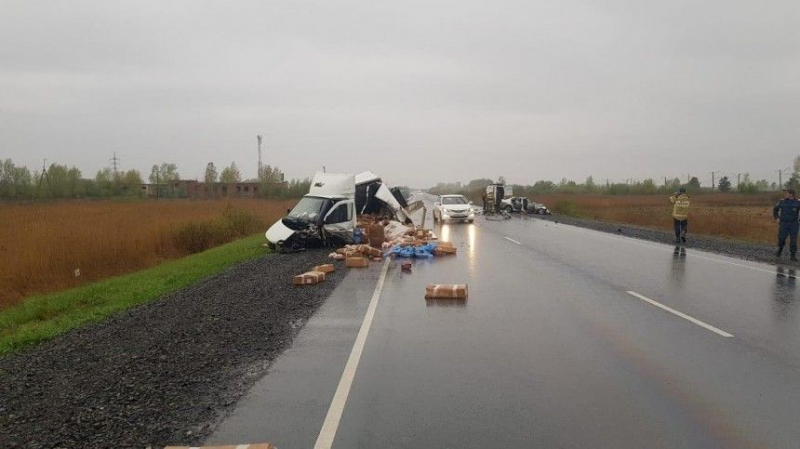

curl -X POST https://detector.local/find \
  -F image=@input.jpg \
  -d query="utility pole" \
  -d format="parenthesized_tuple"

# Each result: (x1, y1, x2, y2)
(35, 158, 52, 199)
(737, 173, 742, 188)
(710, 171, 719, 191)
(778, 167, 791, 190)
(110, 152, 119, 174)
(257, 135, 263, 179)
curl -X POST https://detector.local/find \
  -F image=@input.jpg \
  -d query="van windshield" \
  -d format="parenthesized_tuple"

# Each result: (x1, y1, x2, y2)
(287, 197, 328, 222)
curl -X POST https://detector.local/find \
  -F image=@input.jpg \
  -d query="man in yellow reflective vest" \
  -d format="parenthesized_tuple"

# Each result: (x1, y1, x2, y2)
(670, 187, 691, 243)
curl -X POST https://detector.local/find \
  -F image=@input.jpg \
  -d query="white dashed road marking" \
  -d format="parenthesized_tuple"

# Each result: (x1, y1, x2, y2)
(626, 291, 734, 338)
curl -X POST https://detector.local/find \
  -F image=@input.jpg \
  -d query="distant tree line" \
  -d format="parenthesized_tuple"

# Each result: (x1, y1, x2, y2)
(0, 158, 311, 200)
(429, 155, 800, 197)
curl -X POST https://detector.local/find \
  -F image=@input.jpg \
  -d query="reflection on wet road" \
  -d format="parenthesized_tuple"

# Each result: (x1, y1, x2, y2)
(331, 207, 800, 448)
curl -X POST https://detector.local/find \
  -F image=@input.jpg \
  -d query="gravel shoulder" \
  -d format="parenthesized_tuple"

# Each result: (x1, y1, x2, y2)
(0, 249, 345, 448)
(529, 213, 798, 267)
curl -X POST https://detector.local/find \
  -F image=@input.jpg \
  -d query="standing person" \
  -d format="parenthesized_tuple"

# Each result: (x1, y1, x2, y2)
(773, 188, 800, 261)
(670, 187, 691, 243)
(481, 191, 488, 212)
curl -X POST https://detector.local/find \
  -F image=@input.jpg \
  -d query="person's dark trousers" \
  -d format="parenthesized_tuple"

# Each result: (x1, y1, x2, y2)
(778, 222, 799, 254)
(673, 218, 688, 239)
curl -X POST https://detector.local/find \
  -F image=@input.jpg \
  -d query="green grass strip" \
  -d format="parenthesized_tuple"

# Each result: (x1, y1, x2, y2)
(0, 234, 269, 356)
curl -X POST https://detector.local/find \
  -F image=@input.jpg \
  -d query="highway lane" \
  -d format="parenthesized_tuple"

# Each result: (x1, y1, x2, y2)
(209, 203, 800, 448)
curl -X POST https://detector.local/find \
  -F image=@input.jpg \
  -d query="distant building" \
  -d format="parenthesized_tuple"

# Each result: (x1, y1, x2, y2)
(141, 180, 286, 199)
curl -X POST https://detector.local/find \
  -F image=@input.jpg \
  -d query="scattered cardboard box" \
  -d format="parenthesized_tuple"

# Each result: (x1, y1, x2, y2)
(313, 264, 335, 274)
(425, 284, 468, 299)
(357, 244, 382, 258)
(434, 246, 457, 255)
(368, 224, 385, 245)
(293, 271, 326, 286)
(346, 257, 369, 268)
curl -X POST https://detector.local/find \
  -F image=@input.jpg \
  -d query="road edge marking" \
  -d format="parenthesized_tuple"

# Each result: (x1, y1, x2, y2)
(626, 291, 733, 338)
(504, 236, 522, 245)
(314, 258, 392, 449)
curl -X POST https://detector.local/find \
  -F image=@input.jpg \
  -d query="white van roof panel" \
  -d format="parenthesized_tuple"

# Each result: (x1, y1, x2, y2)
(307, 172, 355, 199)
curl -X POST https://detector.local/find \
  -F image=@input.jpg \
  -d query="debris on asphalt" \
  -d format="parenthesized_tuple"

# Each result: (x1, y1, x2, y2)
(401, 261, 412, 272)
(388, 242, 437, 259)
(425, 284, 468, 300)
(293, 271, 326, 286)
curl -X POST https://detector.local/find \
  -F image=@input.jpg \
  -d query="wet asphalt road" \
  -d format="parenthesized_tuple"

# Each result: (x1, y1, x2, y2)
(209, 196, 800, 448)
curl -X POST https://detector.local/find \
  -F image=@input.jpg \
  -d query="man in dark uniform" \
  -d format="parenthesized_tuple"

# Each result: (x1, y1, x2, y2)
(773, 188, 800, 261)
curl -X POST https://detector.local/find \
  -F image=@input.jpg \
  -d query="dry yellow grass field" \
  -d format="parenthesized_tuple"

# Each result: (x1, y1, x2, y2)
(0, 199, 293, 308)
(536, 193, 782, 245)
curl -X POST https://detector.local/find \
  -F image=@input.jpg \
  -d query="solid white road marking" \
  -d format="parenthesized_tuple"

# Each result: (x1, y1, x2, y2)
(504, 236, 522, 245)
(626, 291, 734, 338)
(314, 258, 392, 449)
(236, 445, 250, 449)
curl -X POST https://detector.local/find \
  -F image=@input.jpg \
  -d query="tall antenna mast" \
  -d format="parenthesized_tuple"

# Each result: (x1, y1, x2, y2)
(257, 135, 263, 178)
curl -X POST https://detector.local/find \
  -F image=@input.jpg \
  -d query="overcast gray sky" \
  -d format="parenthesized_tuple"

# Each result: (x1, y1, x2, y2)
(1, 0, 799, 187)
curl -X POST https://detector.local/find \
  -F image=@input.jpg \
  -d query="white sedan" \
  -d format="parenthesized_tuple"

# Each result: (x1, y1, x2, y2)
(433, 194, 476, 223)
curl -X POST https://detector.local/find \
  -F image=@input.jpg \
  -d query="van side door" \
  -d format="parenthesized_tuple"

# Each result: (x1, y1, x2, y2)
(322, 199, 356, 242)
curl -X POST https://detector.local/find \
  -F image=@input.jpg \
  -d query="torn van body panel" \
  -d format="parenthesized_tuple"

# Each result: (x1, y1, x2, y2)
(355, 171, 425, 225)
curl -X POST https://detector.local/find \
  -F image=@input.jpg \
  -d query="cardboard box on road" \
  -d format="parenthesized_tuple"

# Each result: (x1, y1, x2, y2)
(293, 271, 326, 286)
(368, 224, 385, 245)
(425, 284, 468, 299)
(434, 245, 457, 255)
(345, 257, 369, 268)
(313, 263, 335, 273)
(357, 244, 382, 258)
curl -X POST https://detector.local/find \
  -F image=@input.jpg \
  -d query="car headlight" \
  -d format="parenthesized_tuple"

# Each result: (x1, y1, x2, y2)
(442, 213, 450, 220)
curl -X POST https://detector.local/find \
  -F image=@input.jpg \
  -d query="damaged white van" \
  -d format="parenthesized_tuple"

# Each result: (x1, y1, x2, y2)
(265, 172, 356, 252)
(265, 171, 425, 252)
